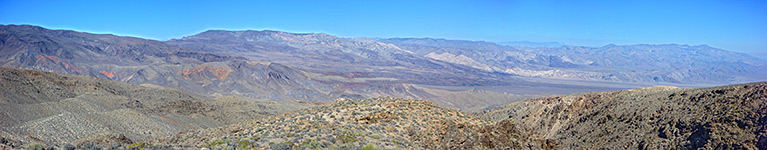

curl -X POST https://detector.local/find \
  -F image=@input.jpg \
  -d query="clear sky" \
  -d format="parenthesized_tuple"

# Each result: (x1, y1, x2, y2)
(1, 0, 765, 54)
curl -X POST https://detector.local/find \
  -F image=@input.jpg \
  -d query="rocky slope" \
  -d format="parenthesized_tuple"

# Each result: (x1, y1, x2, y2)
(475, 82, 767, 149)
(143, 82, 766, 149)
(151, 97, 498, 149)
(0, 67, 314, 149)
(4, 69, 765, 149)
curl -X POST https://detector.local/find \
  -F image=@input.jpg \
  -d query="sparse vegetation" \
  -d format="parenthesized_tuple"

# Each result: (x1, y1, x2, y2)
(206, 141, 226, 147)
(362, 144, 379, 150)
(236, 140, 253, 149)
(280, 141, 297, 148)
(26, 143, 45, 150)
(6, 83, 765, 149)
(127, 142, 151, 149)
(335, 129, 360, 144)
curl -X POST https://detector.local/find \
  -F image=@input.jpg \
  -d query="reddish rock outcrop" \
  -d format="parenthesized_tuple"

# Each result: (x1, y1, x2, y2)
(179, 66, 234, 81)
(35, 54, 82, 74)
(99, 71, 116, 79)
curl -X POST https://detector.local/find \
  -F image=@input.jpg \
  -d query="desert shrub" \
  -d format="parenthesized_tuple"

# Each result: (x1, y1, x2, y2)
(369, 134, 381, 139)
(236, 140, 253, 149)
(335, 130, 360, 144)
(26, 143, 45, 150)
(206, 141, 226, 147)
(127, 142, 150, 149)
(362, 144, 380, 150)
(305, 141, 323, 149)
(270, 142, 293, 150)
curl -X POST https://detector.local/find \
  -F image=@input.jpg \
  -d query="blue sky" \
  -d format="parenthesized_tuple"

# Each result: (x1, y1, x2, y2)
(1, 0, 765, 54)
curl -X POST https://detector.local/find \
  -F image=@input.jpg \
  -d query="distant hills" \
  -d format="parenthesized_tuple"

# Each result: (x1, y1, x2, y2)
(0, 25, 442, 103)
(1, 24, 766, 149)
(0, 24, 603, 110)
(496, 41, 565, 47)
(379, 38, 767, 84)
(2, 24, 765, 107)
(166, 29, 506, 86)
(2, 24, 765, 110)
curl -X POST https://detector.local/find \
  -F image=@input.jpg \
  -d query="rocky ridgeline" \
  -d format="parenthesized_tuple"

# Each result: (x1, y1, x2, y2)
(153, 97, 503, 149)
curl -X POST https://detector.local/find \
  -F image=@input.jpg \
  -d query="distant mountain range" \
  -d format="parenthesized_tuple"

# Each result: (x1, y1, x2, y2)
(2, 24, 765, 101)
(0, 25, 438, 103)
(495, 41, 565, 47)
(2, 24, 766, 108)
(746, 52, 767, 60)
(1, 24, 766, 149)
(0, 25, 546, 111)
(379, 38, 767, 84)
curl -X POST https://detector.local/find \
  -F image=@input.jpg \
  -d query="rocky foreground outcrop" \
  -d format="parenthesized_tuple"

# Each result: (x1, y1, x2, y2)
(153, 97, 492, 149)
(150, 82, 766, 149)
(476, 82, 767, 149)
(2, 66, 765, 149)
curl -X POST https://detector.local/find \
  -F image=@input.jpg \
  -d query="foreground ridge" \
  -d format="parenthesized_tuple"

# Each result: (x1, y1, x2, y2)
(2, 66, 765, 149)
(155, 97, 498, 149)
(154, 82, 767, 149)
(475, 82, 767, 149)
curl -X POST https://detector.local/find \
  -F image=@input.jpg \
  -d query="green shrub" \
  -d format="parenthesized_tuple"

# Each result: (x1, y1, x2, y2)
(362, 144, 379, 150)
(280, 141, 298, 148)
(369, 134, 381, 139)
(236, 140, 253, 149)
(305, 141, 323, 149)
(206, 141, 225, 147)
(26, 143, 45, 150)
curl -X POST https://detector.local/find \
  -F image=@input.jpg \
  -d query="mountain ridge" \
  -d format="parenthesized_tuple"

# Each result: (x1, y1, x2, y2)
(2, 25, 550, 112)
(379, 37, 767, 84)
(0, 24, 440, 102)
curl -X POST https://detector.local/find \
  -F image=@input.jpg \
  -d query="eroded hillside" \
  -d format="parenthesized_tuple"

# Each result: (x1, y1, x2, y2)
(0, 68, 314, 149)
(475, 82, 767, 149)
